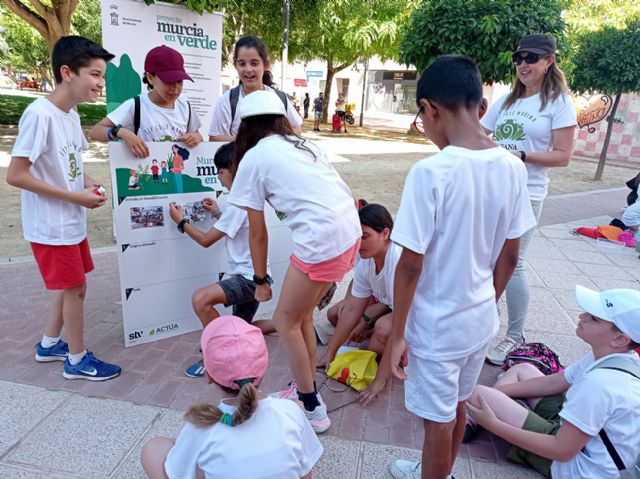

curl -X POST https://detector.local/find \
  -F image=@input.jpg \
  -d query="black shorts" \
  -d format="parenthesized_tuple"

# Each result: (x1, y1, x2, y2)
(218, 274, 260, 323)
(337, 111, 346, 120)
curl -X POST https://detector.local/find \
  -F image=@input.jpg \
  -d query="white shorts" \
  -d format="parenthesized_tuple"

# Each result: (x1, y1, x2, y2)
(404, 343, 490, 423)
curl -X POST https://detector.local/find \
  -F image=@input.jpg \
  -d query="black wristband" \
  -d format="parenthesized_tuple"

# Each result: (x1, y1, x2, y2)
(109, 124, 122, 141)
(362, 314, 374, 329)
(177, 218, 190, 233)
(519, 150, 527, 162)
(253, 274, 274, 286)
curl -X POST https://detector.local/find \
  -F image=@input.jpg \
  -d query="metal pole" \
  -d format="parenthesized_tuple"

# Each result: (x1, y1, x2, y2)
(281, 0, 290, 90)
(359, 59, 368, 127)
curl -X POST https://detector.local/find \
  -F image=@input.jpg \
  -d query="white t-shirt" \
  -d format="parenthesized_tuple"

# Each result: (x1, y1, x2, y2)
(352, 243, 402, 308)
(164, 397, 323, 479)
(208, 85, 303, 138)
(228, 135, 361, 264)
(622, 200, 640, 227)
(392, 146, 536, 360)
(107, 92, 202, 142)
(551, 351, 640, 479)
(12, 98, 89, 245)
(481, 92, 577, 201)
(214, 202, 254, 278)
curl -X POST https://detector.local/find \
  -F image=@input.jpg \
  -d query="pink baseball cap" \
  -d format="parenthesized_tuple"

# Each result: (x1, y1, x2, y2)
(144, 45, 193, 83)
(201, 315, 268, 390)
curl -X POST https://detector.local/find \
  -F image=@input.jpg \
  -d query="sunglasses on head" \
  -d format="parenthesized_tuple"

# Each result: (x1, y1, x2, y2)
(512, 53, 544, 65)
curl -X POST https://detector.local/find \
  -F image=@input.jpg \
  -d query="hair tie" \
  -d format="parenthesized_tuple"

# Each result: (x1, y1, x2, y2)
(220, 412, 235, 427)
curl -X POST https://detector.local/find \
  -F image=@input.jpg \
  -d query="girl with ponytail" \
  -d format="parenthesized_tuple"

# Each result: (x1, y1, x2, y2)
(141, 316, 322, 479)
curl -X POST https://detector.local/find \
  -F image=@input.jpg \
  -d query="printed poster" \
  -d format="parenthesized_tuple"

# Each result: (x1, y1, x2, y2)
(109, 142, 294, 346)
(100, 0, 223, 135)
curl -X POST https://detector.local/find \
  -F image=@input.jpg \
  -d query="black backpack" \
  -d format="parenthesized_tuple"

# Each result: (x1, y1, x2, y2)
(228, 86, 288, 123)
(132, 96, 192, 136)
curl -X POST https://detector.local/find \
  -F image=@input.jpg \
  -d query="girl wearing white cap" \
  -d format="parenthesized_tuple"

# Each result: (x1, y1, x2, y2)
(481, 33, 577, 365)
(228, 90, 361, 433)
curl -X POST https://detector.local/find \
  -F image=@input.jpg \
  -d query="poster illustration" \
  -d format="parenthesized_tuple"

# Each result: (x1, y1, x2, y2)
(109, 142, 294, 346)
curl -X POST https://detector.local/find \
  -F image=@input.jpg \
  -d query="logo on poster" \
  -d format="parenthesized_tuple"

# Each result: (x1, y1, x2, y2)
(148, 323, 179, 336)
(128, 330, 143, 341)
(156, 15, 217, 50)
(110, 12, 119, 26)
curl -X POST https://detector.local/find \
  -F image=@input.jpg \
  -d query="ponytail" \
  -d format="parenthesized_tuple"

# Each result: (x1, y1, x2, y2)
(184, 382, 259, 428)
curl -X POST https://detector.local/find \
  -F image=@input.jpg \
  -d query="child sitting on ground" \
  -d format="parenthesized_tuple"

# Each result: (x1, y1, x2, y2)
(141, 315, 323, 478)
(467, 285, 640, 479)
(167, 143, 274, 378)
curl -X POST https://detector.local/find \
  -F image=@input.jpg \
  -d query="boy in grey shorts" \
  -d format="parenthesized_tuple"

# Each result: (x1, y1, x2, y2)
(168, 142, 274, 378)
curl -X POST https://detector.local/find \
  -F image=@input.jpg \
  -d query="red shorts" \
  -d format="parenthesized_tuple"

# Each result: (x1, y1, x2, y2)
(291, 239, 360, 282)
(31, 238, 94, 290)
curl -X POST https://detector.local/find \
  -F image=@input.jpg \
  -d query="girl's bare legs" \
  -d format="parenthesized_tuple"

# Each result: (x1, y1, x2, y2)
(141, 437, 205, 479)
(274, 264, 330, 395)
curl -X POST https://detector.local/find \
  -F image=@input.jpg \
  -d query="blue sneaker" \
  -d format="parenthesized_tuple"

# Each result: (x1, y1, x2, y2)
(185, 359, 205, 378)
(63, 352, 121, 381)
(35, 340, 69, 362)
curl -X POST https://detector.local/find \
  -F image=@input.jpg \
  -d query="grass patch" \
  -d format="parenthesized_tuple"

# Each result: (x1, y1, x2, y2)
(0, 94, 106, 126)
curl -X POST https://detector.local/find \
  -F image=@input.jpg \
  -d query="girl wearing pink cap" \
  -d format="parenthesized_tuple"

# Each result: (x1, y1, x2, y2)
(90, 45, 202, 157)
(141, 316, 323, 479)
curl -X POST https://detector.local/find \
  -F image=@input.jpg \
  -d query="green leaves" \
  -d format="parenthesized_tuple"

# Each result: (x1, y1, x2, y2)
(400, 0, 567, 84)
(570, 19, 640, 94)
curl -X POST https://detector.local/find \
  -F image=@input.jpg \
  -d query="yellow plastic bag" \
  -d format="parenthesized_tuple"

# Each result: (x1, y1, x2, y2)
(325, 350, 378, 391)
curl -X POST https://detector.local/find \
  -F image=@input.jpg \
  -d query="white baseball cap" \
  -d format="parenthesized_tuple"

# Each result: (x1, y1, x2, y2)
(576, 285, 640, 343)
(238, 90, 286, 120)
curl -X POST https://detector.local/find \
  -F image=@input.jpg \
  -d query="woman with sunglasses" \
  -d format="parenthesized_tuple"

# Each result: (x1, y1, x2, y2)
(481, 33, 577, 365)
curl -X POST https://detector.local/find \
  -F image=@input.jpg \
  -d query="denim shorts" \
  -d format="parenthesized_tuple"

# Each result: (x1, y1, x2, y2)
(218, 274, 259, 323)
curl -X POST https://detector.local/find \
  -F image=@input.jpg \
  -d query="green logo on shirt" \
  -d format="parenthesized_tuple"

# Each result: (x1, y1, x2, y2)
(68, 153, 81, 181)
(494, 119, 526, 142)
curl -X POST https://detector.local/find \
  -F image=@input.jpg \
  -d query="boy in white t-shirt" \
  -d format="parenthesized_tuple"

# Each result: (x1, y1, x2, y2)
(467, 286, 640, 479)
(167, 143, 275, 378)
(387, 55, 536, 479)
(6, 36, 121, 381)
(89, 45, 202, 156)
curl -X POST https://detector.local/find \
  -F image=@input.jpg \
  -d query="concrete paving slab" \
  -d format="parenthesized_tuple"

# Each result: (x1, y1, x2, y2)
(358, 443, 425, 479)
(6, 395, 160, 477)
(529, 258, 582, 274)
(0, 464, 67, 479)
(111, 409, 184, 479)
(471, 459, 541, 479)
(314, 435, 360, 479)
(0, 381, 69, 456)
(535, 270, 599, 291)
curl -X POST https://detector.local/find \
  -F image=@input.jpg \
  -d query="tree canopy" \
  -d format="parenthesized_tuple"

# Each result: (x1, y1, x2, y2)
(399, 0, 568, 84)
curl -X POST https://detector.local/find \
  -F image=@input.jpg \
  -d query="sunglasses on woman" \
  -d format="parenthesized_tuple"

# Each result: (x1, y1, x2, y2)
(512, 53, 545, 65)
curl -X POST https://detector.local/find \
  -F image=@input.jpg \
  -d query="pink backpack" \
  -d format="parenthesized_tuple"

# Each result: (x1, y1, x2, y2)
(502, 342, 565, 376)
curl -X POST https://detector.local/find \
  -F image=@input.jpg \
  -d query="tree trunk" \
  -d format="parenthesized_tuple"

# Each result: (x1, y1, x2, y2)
(321, 59, 351, 123)
(594, 92, 622, 181)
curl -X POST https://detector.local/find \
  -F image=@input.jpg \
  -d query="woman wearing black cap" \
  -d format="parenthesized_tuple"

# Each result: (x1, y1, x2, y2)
(481, 34, 577, 365)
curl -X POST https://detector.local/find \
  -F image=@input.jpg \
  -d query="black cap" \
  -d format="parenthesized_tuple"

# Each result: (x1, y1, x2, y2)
(514, 34, 556, 55)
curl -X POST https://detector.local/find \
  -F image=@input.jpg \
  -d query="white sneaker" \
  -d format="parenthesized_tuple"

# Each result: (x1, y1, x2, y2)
(486, 336, 521, 365)
(305, 404, 331, 433)
(389, 460, 421, 478)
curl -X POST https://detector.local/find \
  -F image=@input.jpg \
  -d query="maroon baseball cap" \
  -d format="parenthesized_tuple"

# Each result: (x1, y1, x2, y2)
(144, 45, 193, 83)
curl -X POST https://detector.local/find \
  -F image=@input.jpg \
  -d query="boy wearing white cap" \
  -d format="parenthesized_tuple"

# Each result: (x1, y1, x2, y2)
(465, 286, 640, 479)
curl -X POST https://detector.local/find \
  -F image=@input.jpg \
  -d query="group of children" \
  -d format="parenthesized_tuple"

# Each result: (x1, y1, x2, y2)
(7, 32, 640, 479)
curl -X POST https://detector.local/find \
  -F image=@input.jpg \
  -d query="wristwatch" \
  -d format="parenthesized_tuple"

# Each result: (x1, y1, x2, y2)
(253, 274, 274, 286)
(109, 124, 122, 141)
(177, 218, 190, 233)
(519, 150, 527, 163)
(362, 313, 375, 329)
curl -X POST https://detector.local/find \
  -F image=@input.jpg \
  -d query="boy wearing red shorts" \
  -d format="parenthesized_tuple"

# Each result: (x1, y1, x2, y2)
(6, 36, 121, 381)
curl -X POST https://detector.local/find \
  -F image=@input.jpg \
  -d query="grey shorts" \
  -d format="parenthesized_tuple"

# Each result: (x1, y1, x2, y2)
(218, 274, 259, 323)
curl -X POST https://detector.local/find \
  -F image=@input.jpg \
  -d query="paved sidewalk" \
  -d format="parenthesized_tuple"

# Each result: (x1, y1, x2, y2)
(1, 188, 638, 478)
